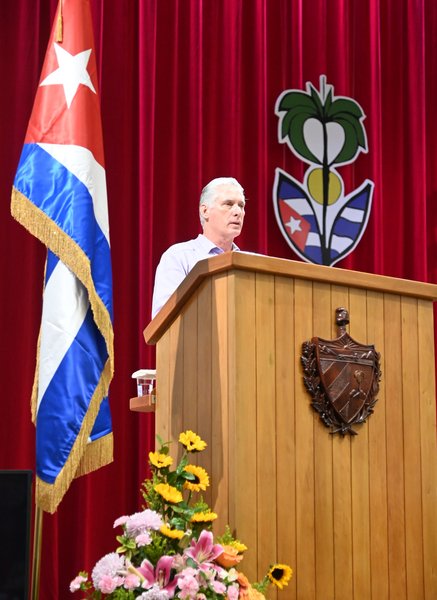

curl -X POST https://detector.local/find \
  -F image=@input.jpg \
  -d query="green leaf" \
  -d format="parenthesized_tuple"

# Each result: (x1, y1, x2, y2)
(169, 516, 187, 529)
(309, 84, 324, 116)
(324, 88, 333, 114)
(171, 502, 191, 514)
(328, 97, 363, 119)
(278, 90, 318, 113)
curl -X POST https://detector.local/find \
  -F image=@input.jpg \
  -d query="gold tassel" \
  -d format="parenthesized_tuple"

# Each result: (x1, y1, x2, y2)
(55, 0, 63, 43)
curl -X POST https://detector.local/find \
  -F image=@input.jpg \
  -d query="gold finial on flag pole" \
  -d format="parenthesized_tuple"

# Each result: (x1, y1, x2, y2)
(55, 0, 63, 43)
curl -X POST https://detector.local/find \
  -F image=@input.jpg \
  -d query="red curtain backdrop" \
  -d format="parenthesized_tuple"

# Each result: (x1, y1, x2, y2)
(1, 1, 436, 597)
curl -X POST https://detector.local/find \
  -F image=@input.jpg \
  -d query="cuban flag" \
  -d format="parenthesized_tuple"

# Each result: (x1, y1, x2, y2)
(11, 0, 114, 513)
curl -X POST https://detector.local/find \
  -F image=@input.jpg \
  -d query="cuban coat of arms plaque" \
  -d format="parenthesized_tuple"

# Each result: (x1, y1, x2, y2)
(301, 307, 381, 436)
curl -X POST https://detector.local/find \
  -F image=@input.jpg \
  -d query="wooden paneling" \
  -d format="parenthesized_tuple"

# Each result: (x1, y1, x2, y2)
(418, 300, 437, 598)
(383, 294, 407, 597)
(196, 279, 213, 507)
(329, 286, 353, 600)
(210, 274, 229, 528)
(146, 255, 437, 600)
(401, 297, 424, 598)
(349, 288, 371, 599)
(367, 291, 389, 600)
(275, 275, 297, 599)
(312, 282, 334, 600)
(294, 279, 316, 599)
(255, 273, 277, 581)
(231, 271, 258, 578)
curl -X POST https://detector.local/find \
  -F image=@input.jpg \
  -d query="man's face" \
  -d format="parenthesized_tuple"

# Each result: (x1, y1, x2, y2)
(201, 184, 246, 243)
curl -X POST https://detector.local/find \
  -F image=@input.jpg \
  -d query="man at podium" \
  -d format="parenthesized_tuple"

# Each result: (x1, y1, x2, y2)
(151, 177, 246, 317)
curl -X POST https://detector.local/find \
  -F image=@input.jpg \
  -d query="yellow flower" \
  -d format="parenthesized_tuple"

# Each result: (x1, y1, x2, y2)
(160, 524, 185, 539)
(190, 511, 218, 523)
(154, 483, 183, 504)
(179, 430, 207, 452)
(149, 452, 173, 469)
(229, 540, 248, 553)
(267, 564, 293, 590)
(183, 464, 210, 492)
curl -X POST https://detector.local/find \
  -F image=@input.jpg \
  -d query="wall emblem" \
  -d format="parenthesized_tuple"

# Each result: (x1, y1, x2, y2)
(273, 76, 374, 266)
(301, 308, 381, 436)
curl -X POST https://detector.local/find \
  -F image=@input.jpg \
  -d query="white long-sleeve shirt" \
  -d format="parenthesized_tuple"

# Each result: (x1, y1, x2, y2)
(151, 233, 239, 318)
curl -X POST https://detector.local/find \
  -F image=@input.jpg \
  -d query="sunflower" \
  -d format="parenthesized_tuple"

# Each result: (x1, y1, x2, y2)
(179, 430, 207, 452)
(190, 511, 218, 523)
(160, 524, 185, 540)
(267, 564, 293, 589)
(154, 483, 183, 504)
(149, 451, 173, 469)
(183, 464, 210, 491)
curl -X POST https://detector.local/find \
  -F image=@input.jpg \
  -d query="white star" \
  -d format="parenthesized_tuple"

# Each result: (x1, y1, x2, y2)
(40, 43, 96, 108)
(285, 216, 302, 234)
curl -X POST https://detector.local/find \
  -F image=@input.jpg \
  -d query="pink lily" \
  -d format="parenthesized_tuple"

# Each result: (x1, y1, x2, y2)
(184, 530, 223, 566)
(137, 556, 179, 597)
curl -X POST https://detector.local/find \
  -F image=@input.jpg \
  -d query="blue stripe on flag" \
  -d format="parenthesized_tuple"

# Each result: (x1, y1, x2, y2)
(36, 304, 108, 483)
(14, 143, 113, 318)
(90, 396, 112, 442)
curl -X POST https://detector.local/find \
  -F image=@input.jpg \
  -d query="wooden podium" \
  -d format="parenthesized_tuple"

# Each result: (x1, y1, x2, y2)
(143, 252, 437, 600)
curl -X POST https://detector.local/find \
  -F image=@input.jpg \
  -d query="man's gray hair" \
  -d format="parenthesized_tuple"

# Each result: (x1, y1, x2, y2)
(199, 177, 245, 225)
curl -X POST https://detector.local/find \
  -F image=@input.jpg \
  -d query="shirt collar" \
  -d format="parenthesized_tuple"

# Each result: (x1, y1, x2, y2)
(197, 233, 240, 254)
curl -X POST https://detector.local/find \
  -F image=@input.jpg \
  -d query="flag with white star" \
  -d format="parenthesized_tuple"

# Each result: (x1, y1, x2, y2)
(11, 0, 114, 513)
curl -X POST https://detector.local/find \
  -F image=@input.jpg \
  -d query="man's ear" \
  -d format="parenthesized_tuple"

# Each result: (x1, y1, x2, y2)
(200, 203, 209, 221)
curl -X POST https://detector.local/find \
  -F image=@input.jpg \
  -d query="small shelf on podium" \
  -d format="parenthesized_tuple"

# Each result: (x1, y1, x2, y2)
(129, 395, 156, 413)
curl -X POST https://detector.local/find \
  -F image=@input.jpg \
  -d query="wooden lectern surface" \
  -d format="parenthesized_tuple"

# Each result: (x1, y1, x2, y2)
(144, 254, 437, 600)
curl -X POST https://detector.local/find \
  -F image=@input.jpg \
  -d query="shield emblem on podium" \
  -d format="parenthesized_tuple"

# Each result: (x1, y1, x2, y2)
(301, 309, 381, 436)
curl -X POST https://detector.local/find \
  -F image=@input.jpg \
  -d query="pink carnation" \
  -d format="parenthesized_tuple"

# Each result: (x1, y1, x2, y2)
(177, 573, 199, 599)
(124, 573, 141, 590)
(227, 583, 239, 600)
(69, 574, 87, 592)
(211, 580, 226, 594)
(137, 532, 152, 546)
(113, 515, 129, 528)
(126, 510, 163, 538)
(99, 574, 122, 594)
(91, 552, 125, 590)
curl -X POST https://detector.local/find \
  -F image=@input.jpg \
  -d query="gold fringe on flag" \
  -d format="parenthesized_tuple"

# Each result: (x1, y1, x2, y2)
(11, 186, 115, 513)
(36, 359, 114, 513)
(11, 187, 114, 366)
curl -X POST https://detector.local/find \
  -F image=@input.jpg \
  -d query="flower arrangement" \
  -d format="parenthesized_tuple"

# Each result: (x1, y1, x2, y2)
(71, 430, 293, 599)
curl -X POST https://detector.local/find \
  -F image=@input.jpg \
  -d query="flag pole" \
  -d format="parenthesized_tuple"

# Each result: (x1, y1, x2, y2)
(31, 504, 43, 600)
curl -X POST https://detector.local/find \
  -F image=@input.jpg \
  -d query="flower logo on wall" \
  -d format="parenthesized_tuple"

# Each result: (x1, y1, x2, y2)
(273, 76, 374, 266)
